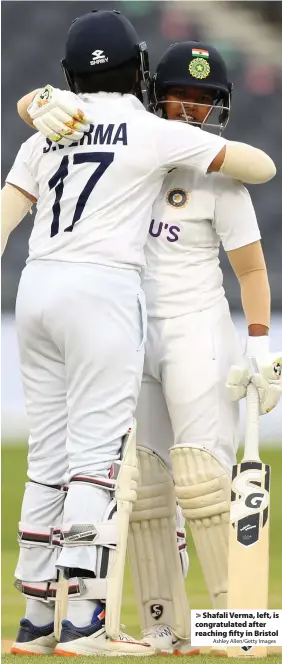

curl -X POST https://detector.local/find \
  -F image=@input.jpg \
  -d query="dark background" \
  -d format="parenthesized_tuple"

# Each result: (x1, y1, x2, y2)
(2, 1, 282, 311)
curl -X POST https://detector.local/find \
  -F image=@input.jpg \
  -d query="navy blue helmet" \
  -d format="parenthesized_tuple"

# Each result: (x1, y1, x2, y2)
(150, 41, 233, 131)
(61, 9, 150, 99)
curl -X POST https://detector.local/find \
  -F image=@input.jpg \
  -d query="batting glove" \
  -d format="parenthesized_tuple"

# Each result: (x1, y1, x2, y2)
(226, 336, 282, 415)
(28, 84, 92, 146)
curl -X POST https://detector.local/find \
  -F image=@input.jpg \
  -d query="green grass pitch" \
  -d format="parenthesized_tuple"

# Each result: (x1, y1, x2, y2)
(2, 444, 282, 663)
(1, 658, 279, 664)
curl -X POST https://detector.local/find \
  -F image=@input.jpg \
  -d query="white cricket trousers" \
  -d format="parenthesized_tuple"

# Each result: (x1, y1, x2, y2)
(136, 297, 242, 474)
(15, 260, 146, 583)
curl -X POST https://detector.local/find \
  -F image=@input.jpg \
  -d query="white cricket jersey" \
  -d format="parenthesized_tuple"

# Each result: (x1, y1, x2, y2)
(143, 168, 261, 317)
(6, 92, 226, 270)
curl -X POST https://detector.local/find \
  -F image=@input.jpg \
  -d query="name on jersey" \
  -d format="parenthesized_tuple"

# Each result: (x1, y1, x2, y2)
(149, 219, 180, 242)
(43, 123, 127, 153)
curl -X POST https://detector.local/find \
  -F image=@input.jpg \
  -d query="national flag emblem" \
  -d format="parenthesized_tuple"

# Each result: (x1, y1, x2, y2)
(192, 48, 209, 58)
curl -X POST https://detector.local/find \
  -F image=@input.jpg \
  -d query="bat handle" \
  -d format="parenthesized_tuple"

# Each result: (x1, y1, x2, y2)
(243, 382, 260, 462)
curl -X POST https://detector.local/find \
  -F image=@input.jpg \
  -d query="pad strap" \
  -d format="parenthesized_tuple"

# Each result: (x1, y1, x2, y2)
(65, 576, 107, 601)
(14, 579, 57, 602)
(70, 475, 116, 491)
(18, 523, 61, 548)
(30, 479, 68, 492)
(14, 575, 108, 602)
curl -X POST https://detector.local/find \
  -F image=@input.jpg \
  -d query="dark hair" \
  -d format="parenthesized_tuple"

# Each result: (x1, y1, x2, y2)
(73, 58, 138, 94)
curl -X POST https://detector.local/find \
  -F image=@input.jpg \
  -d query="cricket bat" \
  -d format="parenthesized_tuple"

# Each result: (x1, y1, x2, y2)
(227, 382, 271, 658)
(106, 420, 138, 639)
(54, 573, 68, 640)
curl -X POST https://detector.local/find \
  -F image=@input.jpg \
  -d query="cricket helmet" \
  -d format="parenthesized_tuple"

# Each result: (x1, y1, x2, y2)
(149, 41, 233, 132)
(61, 9, 150, 100)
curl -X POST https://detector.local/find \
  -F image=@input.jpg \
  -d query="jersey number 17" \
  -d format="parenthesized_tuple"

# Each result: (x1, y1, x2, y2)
(48, 151, 114, 237)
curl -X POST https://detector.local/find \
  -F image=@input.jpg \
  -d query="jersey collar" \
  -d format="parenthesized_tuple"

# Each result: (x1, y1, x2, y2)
(78, 92, 145, 111)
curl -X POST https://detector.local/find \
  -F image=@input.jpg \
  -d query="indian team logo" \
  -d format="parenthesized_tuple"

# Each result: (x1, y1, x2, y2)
(166, 188, 189, 208)
(189, 57, 210, 79)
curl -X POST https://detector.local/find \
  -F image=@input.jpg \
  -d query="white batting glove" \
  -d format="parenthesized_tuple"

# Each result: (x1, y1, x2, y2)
(226, 337, 282, 415)
(28, 84, 92, 146)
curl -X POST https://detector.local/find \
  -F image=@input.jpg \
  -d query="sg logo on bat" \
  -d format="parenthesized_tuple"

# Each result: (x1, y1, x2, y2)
(245, 491, 265, 509)
(230, 462, 270, 547)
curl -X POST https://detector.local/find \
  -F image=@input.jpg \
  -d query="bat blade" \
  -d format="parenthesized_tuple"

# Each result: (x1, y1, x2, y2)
(54, 574, 68, 641)
(227, 460, 271, 658)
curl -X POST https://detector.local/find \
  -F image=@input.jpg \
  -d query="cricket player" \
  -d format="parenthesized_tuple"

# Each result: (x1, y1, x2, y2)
(8, 19, 277, 657)
(127, 42, 282, 654)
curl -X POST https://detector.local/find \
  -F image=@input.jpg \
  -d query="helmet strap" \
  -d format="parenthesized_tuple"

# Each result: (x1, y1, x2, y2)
(61, 59, 76, 93)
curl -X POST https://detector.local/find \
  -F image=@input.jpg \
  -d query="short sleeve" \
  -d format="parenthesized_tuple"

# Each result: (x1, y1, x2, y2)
(153, 117, 226, 173)
(214, 177, 261, 251)
(6, 141, 39, 199)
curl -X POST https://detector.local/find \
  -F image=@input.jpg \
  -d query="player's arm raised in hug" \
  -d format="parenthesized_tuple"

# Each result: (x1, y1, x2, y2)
(18, 85, 92, 144)
(18, 83, 276, 184)
(1, 183, 36, 255)
(1, 89, 45, 255)
(2, 86, 91, 255)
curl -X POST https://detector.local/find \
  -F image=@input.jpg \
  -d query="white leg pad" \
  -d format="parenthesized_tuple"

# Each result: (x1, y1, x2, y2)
(55, 423, 138, 640)
(170, 445, 230, 609)
(55, 497, 118, 641)
(128, 447, 190, 640)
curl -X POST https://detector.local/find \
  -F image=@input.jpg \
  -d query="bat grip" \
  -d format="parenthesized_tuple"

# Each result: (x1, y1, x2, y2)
(243, 382, 260, 461)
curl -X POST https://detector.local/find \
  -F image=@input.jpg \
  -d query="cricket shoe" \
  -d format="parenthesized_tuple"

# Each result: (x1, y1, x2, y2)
(54, 604, 155, 656)
(142, 624, 200, 655)
(10, 618, 57, 654)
